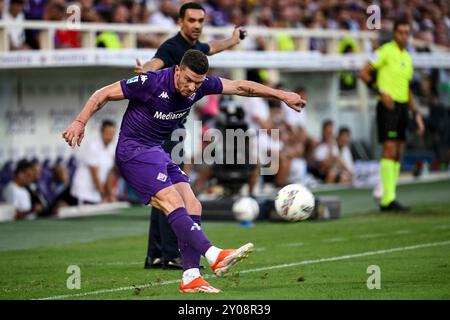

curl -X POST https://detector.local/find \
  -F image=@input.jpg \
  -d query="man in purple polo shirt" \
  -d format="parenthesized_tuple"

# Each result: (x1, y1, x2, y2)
(63, 50, 306, 293)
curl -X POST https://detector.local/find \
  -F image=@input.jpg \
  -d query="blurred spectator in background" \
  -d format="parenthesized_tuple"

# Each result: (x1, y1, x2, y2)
(2, 159, 37, 220)
(69, 120, 117, 205)
(51, 161, 70, 197)
(26, 159, 53, 217)
(312, 120, 352, 184)
(280, 85, 307, 133)
(96, 5, 129, 49)
(241, 76, 271, 194)
(338, 22, 359, 90)
(279, 85, 318, 168)
(148, 0, 176, 26)
(261, 99, 290, 187)
(79, 0, 99, 22)
(24, 0, 47, 20)
(206, 0, 233, 27)
(3, 0, 31, 50)
(0, 0, 4, 18)
(95, 0, 114, 13)
(336, 126, 354, 180)
(44, 0, 81, 48)
(23, 0, 48, 49)
(2, 0, 450, 51)
(47, 160, 73, 214)
(267, 98, 308, 187)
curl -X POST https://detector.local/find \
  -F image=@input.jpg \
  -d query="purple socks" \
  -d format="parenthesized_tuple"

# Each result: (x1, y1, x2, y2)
(167, 207, 211, 270)
(178, 215, 202, 270)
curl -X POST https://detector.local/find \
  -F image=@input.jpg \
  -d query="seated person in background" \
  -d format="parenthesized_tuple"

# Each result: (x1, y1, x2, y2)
(241, 82, 271, 194)
(2, 159, 40, 220)
(312, 120, 352, 184)
(265, 99, 293, 187)
(48, 161, 71, 214)
(26, 159, 52, 217)
(3, 0, 32, 51)
(336, 126, 355, 180)
(69, 120, 117, 205)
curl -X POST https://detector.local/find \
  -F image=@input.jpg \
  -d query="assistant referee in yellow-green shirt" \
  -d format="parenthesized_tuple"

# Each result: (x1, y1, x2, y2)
(359, 18, 425, 211)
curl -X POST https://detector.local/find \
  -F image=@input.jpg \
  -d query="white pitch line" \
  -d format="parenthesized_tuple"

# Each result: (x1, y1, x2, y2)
(282, 242, 304, 247)
(357, 233, 385, 239)
(253, 247, 266, 252)
(35, 240, 450, 300)
(393, 230, 412, 235)
(322, 237, 347, 243)
(434, 225, 450, 230)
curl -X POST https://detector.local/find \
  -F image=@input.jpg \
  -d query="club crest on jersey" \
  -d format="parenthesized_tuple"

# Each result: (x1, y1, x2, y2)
(158, 91, 169, 99)
(140, 75, 148, 84)
(156, 172, 167, 182)
(188, 92, 197, 101)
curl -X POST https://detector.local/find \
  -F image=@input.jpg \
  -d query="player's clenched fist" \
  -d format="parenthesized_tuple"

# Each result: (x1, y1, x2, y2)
(62, 120, 85, 148)
(282, 92, 306, 112)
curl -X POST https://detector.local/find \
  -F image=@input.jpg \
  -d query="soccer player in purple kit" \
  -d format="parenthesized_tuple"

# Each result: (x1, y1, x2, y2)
(62, 50, 306, 293)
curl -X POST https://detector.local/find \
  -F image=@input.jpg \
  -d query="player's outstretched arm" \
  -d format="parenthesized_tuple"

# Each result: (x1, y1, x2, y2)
(62, 81, 124, 148)
(220, 78, 306, 112)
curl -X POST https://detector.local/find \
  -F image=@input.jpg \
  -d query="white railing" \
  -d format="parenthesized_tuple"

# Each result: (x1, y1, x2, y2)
(0, 20, 379, 52)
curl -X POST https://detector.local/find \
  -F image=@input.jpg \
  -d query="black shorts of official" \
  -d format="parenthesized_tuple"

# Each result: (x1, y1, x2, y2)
(376, 101, 409, 143)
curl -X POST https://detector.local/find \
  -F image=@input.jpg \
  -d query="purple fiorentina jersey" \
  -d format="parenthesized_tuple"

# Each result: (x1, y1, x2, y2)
(117, 67, 223, 162)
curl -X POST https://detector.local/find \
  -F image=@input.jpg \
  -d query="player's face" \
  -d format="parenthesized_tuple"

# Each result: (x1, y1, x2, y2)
(174, 66, 206, 97)
(394, 24, 410, 49)
(179, 9, 205, 42)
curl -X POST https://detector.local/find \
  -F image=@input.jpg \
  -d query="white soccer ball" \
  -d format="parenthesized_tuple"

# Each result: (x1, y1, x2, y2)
(232, 197, 260, 222)
(274, 184, 315, 222)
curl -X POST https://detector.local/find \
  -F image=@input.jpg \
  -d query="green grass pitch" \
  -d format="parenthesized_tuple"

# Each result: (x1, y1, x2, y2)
(1, 180, 450, 300)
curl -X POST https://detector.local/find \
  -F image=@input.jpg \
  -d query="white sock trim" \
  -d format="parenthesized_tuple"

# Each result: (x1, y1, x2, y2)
(182, 268, 200, 285)
(205, 246, 221, 265)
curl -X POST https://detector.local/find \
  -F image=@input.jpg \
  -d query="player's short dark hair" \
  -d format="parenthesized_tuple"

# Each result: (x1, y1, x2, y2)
(101, 119, 116, 131)
(338, 126, 351, 136)
(393, 17, 410, 31)
(14, 159, 32, 176)
(180, 49, 209, 75)
(179, 2, 205, 19)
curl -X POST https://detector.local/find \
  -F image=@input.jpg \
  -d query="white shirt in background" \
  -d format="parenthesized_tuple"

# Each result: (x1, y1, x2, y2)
(242, 97, 270, 132)
(3, 181, 32, 213)
(148, 11, 176, 27)
(70, 136, 116, 203)
(314, 142, 339, 162)
(339, 145, 355, 173)
(281, 101, 307, 127)
(242, 97, 270, 163)
(3, 11, 26, 48)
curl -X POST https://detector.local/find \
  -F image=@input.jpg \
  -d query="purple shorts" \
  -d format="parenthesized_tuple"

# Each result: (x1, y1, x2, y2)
(116, 145, 190, 205)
